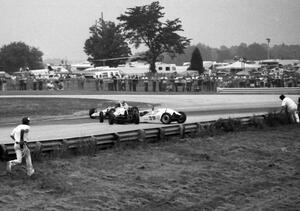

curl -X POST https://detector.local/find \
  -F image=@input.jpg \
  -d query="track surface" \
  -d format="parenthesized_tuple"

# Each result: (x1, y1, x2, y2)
(0, 94, 298, 144)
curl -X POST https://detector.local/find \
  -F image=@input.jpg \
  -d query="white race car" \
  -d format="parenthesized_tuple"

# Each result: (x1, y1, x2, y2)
(139, 108, 187, 124)
(89, 106, 115, 122)
(89, 102, 139, 124)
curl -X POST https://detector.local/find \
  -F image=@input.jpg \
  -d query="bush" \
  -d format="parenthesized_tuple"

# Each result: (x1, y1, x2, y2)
(264, 112, 291, 127)
(214, 118, 242, 132)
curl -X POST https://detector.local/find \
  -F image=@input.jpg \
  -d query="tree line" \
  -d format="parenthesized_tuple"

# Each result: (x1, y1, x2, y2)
(162, 43, 300, 65)
(1, 1, 300, 75)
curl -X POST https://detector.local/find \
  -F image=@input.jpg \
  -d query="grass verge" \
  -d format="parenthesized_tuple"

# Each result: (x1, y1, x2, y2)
(0, 124, 299, 210)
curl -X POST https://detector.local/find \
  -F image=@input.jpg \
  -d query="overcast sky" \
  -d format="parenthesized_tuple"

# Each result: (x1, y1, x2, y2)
(1, 0, 299, 62)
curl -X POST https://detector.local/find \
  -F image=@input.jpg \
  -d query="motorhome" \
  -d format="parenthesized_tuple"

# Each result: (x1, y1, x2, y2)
(82, 67, 124, 79)
(117, 62, 188, 75)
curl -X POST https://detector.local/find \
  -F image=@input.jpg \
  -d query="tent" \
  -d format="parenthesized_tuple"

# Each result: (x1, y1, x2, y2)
(236, 69, 250, 76)
(216, 61, 261, 70)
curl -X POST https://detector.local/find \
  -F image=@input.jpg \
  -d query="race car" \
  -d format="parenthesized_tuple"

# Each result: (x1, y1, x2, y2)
(89, 106, 114, 122)
(108, 106, 140, 125)
(139, 107, 186, 124)
(89, 101, 140, 124)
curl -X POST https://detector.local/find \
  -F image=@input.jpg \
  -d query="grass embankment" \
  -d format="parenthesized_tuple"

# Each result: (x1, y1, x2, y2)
(0, 124, 299, 210)
(0, 98, 154, 125)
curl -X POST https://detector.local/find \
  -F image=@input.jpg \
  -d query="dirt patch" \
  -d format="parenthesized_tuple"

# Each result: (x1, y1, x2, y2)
(0, 125, 299, 210)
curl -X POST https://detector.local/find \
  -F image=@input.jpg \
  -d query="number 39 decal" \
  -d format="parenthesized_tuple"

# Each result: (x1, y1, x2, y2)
(149, 116, 156, 120)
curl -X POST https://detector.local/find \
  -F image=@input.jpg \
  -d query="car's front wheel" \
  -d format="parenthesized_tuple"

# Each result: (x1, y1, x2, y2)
(177, 112, 187, 124)
(89, 108, 97, 119)
(161, 113, 171, 124)
(108, 113, 115, 125)
(99, 111, 104, 123)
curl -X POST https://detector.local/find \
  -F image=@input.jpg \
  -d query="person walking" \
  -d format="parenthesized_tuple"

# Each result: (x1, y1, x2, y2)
(279, 94, 300, 123)
(7, 117, 35, 176)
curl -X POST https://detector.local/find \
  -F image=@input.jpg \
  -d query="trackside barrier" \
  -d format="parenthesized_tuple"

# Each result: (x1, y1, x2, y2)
(217, 87, 300, 94)
(0, 114, 267, 160)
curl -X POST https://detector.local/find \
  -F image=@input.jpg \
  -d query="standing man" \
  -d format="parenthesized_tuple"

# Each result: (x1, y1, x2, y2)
(279, 94, 300, 123)
(7, 117, 35, 176)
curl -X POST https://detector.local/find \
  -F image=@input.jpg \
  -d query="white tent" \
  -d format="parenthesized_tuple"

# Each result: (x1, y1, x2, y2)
(216, 61, 261, 70)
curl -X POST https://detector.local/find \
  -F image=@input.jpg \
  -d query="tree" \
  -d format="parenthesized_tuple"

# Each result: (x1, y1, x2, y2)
(188, 47, 204, 74)
(84, 19, 131, 67)
(117, 1, 190, 73)
(0, 42, 43, 74)
(247, 43, 266, 60)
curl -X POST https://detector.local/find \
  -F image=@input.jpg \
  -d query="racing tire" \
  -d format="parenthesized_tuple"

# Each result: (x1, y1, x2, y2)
(89, 108, 97, 119)
(161, 113, 171, 124)
(132, 113, 140, 124)
(177, 111, 187, 124)
(108, 113, 115, 125)
(99, 111, 104, 123)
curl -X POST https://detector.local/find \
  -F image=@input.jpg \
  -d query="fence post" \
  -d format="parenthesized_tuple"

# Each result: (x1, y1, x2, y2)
(159, 128, 165, 140)
(32, 141, 42, 160)
(113, 133, 121, 148)
(138, 129, 146, 142)
(0, 144, 8, 161)
(179, 124, 185, 139)
(90, 136, 97, 154)
(196, 123, 203, 136)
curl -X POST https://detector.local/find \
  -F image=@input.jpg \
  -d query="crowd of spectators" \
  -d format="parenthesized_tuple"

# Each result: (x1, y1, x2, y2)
(0, 64, 299, 92)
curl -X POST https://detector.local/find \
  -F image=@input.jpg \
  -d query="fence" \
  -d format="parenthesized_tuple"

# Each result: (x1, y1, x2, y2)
(217, 87, 300, 94)
(0, 115, 263, 161)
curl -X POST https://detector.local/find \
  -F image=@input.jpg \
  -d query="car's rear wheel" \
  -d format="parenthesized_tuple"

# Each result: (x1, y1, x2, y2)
(132, 113, 140, 124)
(89, 108, 96, 119)
(99, 111, 104, 123)
(177, 111, 187, 124)
(108, 113, 115, 125)
(161, 113, 171, 124)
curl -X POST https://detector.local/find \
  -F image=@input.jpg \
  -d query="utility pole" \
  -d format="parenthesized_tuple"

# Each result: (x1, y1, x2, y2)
(266, 38, 271, 59)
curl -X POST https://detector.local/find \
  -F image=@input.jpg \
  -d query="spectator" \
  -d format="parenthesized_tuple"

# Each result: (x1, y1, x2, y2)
(37, 74, 44, 90)
(32, 76, 37, 90)
(128, 75, 133, 91)
(279, 94, 299, 123)
(174, 76, 180, 92)
(65, 74, 71, 90)
(186, 75, 192, 92)
(181, 77, 186, 92)
(142, 75, 149, 92)
(46, 81, 55, 90)
(121, 76, 126, 91)
(132, 75, 138, 91)
(6, 117, 35, 176)
(112, 75, 118, 91)
(152, 75, 157, 92)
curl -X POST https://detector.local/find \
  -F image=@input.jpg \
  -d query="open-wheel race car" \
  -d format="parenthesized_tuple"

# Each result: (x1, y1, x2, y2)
(107, 106, 140, 125)
(89, 106, 114, 122)
(139, 107, 186, 124)
(89, 101, 140, 124)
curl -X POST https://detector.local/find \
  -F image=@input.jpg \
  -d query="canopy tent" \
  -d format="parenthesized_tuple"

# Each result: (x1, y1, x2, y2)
(235, 69, 250, 76)
(0, 71, 11, 78)
(216, 61, 261, 70)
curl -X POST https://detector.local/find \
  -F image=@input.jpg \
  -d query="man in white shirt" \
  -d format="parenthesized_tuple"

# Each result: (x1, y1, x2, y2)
(7, 117, 35, 176)
(279, 94, 299, 123)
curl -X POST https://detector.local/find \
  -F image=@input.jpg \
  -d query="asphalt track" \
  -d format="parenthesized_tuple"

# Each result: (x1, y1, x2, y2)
(0, 94, 298, 144)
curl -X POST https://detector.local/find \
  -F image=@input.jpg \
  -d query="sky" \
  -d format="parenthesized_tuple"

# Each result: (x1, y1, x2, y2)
(1, 0, 300, 62)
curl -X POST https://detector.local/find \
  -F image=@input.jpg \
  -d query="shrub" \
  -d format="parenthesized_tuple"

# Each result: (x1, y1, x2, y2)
(214, 118, 242, 132)
(264, 112, 291, 127)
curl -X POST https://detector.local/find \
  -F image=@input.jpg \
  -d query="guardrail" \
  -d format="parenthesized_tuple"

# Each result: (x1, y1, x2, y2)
(217, 87, 300, 94)
(0, 115, 262, 161)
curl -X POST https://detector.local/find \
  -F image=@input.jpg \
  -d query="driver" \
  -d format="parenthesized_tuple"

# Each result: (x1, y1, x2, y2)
(114, 101, 129, 116)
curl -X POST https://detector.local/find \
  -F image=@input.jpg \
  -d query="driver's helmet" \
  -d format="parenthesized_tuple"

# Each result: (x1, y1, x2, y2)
(121, 100, 126, 106)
